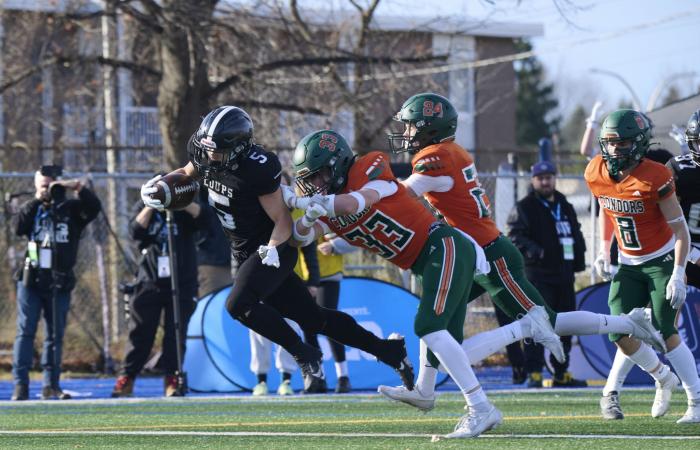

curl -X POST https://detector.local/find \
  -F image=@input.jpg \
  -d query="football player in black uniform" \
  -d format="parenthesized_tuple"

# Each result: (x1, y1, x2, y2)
(140, 106, 414, 392)
(667, 109, 700, 287)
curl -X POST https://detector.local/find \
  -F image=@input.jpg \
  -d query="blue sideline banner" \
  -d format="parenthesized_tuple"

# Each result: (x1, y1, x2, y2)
(576, 283, 700, 384)
(184, 277, 421, 392)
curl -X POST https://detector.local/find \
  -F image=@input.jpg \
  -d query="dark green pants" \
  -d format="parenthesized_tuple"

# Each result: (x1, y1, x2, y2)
(468, 236, 556, 325)
(608, 251, 678, 341)
(411, 226, 476, 367)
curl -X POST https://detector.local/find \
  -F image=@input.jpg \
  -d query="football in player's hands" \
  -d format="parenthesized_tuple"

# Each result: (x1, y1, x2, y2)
(149, 172, 200, 210)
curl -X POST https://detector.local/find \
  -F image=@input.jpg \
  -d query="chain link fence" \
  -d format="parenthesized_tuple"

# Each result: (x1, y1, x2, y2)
(0, 168, 598, 373)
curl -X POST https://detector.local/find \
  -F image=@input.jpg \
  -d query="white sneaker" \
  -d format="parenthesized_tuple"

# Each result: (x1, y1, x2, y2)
(651, 369, 679, 418)
(377, 385, 435, 412)
(525, 306, 565, 364)
(600, 391, 624, 420)
(252, 381, 268, 397)
(677, 400, 700, 424)
(444, 402, 502, 438)
(625, 308, 667, 353)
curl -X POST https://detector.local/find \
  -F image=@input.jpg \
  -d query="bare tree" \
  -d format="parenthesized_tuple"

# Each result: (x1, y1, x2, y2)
(2, 0, 456, 169)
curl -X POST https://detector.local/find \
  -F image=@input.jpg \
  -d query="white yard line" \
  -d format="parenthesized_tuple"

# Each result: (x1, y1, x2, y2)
(0, 430, 698, 440)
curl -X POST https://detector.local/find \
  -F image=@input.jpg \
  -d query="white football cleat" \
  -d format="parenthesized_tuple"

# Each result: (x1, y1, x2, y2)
(444, 402, 502, 438)
(651, 369, 679, 418)
(677, 400, 700, 424)
(625, 308, 667, 353)
(377, 384, 435, 412)
(600, 391, 624, 420)
(525, 306, 565, 364)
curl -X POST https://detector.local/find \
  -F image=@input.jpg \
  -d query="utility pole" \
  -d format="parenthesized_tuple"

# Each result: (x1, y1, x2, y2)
(101, 0, 121, 342)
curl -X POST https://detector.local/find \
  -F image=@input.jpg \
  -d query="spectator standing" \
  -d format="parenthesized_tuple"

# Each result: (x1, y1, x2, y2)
(507, 161, 587, 387)
(12, 165, 101, 400)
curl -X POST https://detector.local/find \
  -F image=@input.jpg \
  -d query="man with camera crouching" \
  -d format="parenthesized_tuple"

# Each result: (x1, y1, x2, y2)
(12, 165, 101, 401)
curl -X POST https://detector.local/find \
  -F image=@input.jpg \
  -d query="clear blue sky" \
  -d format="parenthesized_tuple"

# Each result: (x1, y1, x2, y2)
(327, 0, 699, 118)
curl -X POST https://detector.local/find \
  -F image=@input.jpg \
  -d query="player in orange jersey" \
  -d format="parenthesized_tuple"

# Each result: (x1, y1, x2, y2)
(587, 109, 699, 424)
(285, 129, 585, 438)
(377, 93, 664, 410)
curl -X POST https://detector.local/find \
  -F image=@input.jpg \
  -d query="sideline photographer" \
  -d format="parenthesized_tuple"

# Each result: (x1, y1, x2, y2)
(12, 165, 101, 401)
(111, 185, 210, 397)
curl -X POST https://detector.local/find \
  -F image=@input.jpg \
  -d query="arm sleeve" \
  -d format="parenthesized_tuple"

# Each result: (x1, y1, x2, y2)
(402, 173, 454, 196)
(359, 180, 398, 199)
(330, 236, 359, 255)
(15, 200, 40, 238)
(300, 241, 320, 286)
(506, 202, 544, 261)
(128, 201, 151, 242)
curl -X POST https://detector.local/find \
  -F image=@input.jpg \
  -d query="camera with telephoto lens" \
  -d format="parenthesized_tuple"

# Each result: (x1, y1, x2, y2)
(40, 165, 66, 203)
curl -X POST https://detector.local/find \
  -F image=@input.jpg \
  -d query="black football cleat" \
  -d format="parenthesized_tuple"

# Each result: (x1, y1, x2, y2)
(378, 333, 415, 391)
(295, 345, 326, 393)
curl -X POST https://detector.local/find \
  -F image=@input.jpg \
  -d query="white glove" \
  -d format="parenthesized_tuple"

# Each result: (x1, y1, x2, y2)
(309, 194, 337, 217)
(257, 245, 280, 268)
(586, 100, 604, 126)
(666, 265, 687, 309)
(593, 249, 612, 281)
(301, 203, 328, 228)
(140, 174, 164, 211)
(281, 185, 313, 210)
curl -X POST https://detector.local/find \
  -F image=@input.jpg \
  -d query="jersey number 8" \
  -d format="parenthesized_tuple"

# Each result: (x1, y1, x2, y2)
(615, 216, 641, 250)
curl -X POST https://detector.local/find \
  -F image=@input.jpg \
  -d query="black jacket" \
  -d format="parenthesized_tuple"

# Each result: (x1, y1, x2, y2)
(15, 187, 101, 292)
(506, 189, 586, 280)
(129, 201, 211, 291)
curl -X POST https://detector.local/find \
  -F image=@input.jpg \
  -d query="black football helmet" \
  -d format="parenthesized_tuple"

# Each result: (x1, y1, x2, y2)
(686, 109, 700, 166)
(189, 106, 254, 175)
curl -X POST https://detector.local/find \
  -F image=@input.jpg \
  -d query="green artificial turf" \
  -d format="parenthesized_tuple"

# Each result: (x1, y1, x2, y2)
(1, 389, 698, 449)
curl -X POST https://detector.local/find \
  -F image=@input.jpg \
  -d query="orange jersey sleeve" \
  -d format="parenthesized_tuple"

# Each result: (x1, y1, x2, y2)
(585, 156, 674, 257)
(411, 142, 500, 246)
(320, 151, 435, 269)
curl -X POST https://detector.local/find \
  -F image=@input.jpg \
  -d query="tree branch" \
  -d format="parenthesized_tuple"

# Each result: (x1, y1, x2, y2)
(0, 58, 57, 95)
(120, 3, 164, 33)
(232, 100, 324, 115)
(0, 54, 160, 95)
(208, 54, 447, 98)
(65, 55, 161, 77)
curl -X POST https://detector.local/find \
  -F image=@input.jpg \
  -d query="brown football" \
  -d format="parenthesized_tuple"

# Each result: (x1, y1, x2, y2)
(151, 172, 199, 210)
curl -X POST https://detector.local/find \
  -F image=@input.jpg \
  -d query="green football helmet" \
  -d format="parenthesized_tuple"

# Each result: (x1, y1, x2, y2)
(388, 92, 458, 154)
(598, 109, 653, 177)
(292, 130, 355, 196)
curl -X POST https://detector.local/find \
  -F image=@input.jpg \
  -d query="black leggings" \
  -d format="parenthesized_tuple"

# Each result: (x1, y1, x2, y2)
(304, 280, 346, 363)
(225, 247, 380, 360)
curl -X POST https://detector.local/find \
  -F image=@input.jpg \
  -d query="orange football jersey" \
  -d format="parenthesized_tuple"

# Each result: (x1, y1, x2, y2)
(411, 142, 500, 246)
(320, 151, 435, 270)
(584, 155, 675, 257)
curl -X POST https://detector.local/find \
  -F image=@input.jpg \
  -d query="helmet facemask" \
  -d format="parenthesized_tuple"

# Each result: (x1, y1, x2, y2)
(685, 110, 700, 167)
(189, 132, 250, 177)
(296, 155, 350, 197)
(687, 137, 700, 166)
(599, 136, 644, 178)
(388, 118, 420, 154)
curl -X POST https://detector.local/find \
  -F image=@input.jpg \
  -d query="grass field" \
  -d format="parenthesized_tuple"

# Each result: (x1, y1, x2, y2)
(2, 388, 699, 449)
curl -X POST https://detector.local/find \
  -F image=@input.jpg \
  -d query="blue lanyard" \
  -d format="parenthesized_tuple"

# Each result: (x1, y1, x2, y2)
(153, 213, 169, 254)
(539, 199, 561, 222)
(32, 205, 51, 242)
